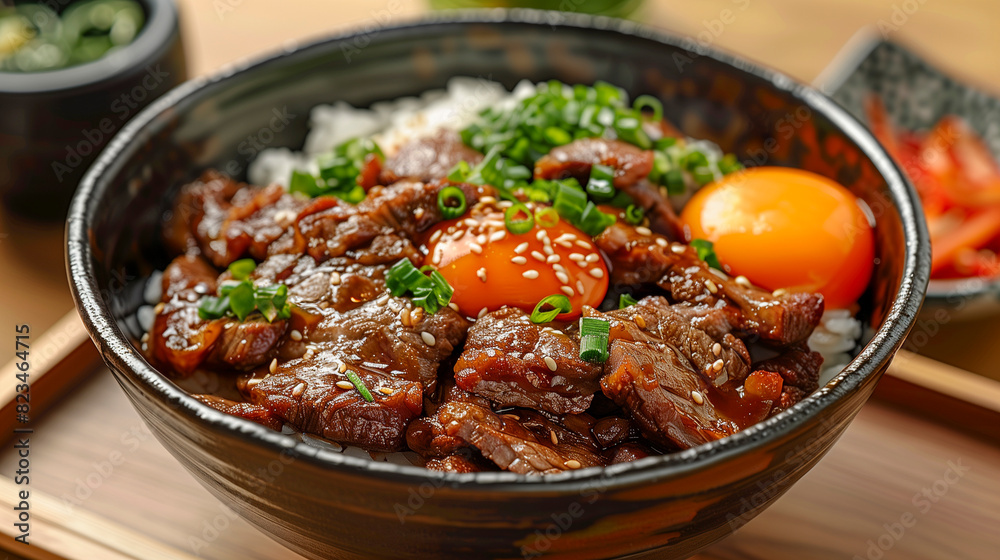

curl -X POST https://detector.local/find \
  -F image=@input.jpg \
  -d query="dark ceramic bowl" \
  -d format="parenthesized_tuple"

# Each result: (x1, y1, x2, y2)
(819, 34, 1000, 321)
(67, 11, 929, 560)
(0, 0, 186, 220)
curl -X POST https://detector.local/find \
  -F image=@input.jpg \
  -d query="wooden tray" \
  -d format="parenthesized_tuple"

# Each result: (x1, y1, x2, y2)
(2, 312, 998, 559)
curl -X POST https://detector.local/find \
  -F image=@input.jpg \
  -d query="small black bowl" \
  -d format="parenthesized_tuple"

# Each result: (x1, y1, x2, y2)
(67, 10, 929, 560)
(0, 0, 186, 220)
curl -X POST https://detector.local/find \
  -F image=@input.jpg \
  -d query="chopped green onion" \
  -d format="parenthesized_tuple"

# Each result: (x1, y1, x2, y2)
(447, 160, 471, 182)
(690, 239, 723, 270)
(718, 153, 744, 175)
(692, 167, 716, 186)
(289, 170, 322, 197)
(619, 294, 638, 309)
(633, 95, 664, 122)
(289, 137, 383, 203)
(624, 204, 644, 225)
(385, 259, 454, 314)
(579, 317, 610, 363)
(198, 278, 290, 323)
(534, 206, 559, 229)
(197, 295, 230, 320)
(530, 294, 572, 324)
(437, 186, 467, 219)
(664, 168, 686, 195)
(553, 180, 588, 223)
(504, 203, 535, 235)
(586, 164, 616, 202)
(228, 258, 256, 280)
(344, 369, 374, 402)
(576, 203, 616, 237)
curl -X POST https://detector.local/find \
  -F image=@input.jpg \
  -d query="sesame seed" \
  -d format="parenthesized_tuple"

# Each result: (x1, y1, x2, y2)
(421, 332, 436, 346)
(560, 286, 576, 297)
(569, 252, 584, 262)
(290, 329, 303, 341)
(543, 245, 555, 256)
(544, 356, 557, 371)
(448, 302, 460, 312)
(712, 359, 724, 372)
(154, 302, 165, 314)
(655, 237, 669, 248)
(411, 307, 425, 325)
(336, 380, 354, 390)
(772, 288, 787, 297)
(414, 207, 425, 219)
(735, 275, 752, 288)
(536, 230, 548, 241)
(478, 307, 488, 318)
(671, 243, 686, 254)
(292, 383, 307, 398)
(576, 280, 585, 295)
(269, 358, 278, 374)
(489, 230, 506, 243)
(498, 200, 514, 208)
(705, 280, 718, 294)
(515, 242, 530, 254)
(432, 252, 442, 265)
(376, 295, 389, 306)
(552, 263, 567, 273)
(470, 242, 483, 254)
(477, 267, 488, 282)
(522, 270, 540, 279)
(546, 254, 560, 264)
(303, 349, 315, 360)
(503, 413, 521, 421)
(480, 196, 497, 205)
(379, 387, 394, 395)
(691, 391, 705, 405)
(564, 459, 582, 470)
(476, 234, 488, 245)
(555, 240, 573, 248)
(388, 300, 401, 313)
(329, 271, 342, 285)
(634, 315, 646, 329)
(464, 218, 477, 227)
(550, 430, 559, 445)
(636, 226, 653, 236)
(430, 230, 443, 243)
(589, 268, 604, 279)
(555, 233, 577, 243)
(575, 240, 592, 249)
(141, 333, 149, 343)
(585, 253, 600, 263)
(400, 308, 412, 327)
(712, 343, 722, 356)
(339, 362, 348, 373)
(556, 271, 570, 284)
(531, 251, 546, 262)
(511, 256, 528, 265)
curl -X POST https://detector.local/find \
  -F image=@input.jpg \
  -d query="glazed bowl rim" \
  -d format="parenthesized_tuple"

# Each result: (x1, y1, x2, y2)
(67, 9, 930, 491)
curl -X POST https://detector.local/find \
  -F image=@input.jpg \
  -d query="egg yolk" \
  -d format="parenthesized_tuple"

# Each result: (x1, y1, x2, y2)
(424, 208, 608, 319)
(680, 167, 875, 309)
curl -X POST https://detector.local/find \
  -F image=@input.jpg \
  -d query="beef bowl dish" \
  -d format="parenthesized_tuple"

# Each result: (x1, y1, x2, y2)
(67, 11, 929, 560)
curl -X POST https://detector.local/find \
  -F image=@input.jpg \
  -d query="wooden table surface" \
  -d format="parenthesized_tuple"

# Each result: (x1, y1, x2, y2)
(2, 1, 1000, 559)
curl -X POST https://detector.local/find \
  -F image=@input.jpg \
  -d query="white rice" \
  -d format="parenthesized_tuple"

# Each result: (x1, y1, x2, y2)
(247, 77, 863, 390)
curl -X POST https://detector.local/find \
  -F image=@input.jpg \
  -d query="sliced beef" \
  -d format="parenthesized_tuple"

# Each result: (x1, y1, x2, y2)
(303, 297, 469, 392)
(595, 222, 824, 346)
(607, 442, 656, 464)
(618, 179, 684, 241)
(380, 130, 484, 184)
(163, 170, 310, 267)
(192, 394, 284, 431)
(437, 402, 605, 475)
(250, 357, 423, 452)
(596, 297, 751, 388)
(454, 308, 602, 414)
(359, 180, 497, 239)
(534, 138, 654, 188)
(208, 319, 287, 370)
(601, 336, 739, 450)
(425, 453, 495, 473)
(150, 255, 225, 375)
(753, 344, 823, 414)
